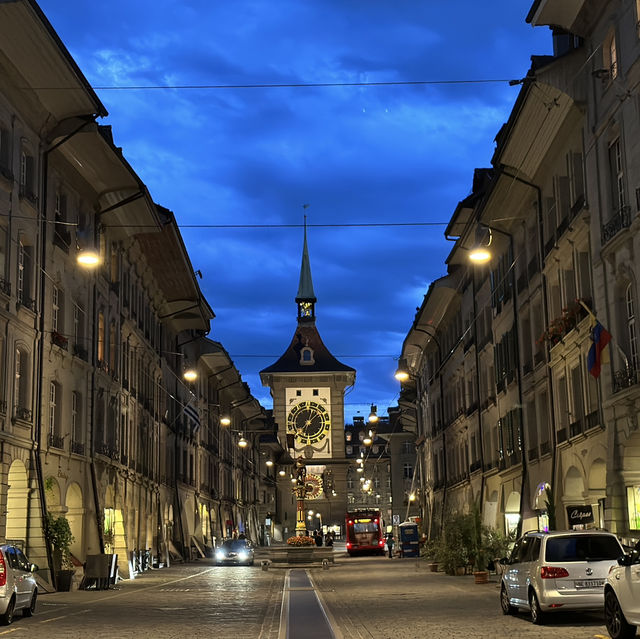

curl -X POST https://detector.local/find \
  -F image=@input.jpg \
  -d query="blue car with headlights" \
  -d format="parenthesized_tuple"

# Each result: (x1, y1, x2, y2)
(215, 540, 255, 566)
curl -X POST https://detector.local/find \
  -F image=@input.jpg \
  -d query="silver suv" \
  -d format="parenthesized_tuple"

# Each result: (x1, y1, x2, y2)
(604, 547, 640, 639)
(500, 530, 623, 624)
(0, 544, 38, 624)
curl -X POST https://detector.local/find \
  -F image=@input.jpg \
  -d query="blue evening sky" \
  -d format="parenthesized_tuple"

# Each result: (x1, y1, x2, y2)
(38, 0, 551, 422)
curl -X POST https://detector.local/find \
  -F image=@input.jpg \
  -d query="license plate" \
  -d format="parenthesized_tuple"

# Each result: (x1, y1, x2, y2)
(574, 579, 604, 589)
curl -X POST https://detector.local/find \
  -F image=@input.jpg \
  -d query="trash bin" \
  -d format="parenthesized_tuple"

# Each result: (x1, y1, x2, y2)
(399, 522, 419, 558)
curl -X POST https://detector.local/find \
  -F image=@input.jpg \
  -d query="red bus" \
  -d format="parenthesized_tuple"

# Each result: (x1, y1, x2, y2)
(345, 509, 385, 556)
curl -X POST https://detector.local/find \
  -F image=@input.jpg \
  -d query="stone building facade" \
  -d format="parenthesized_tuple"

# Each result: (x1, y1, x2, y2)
(400, 0, 640, 542)
(0, 0, 280, 587)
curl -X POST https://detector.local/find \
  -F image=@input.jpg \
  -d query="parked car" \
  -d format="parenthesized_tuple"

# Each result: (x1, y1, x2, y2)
(0, 544, 38, 624)
(500, 530, 624, 624)
(604, 548, 640, 639)
(215, 540, 255, 566)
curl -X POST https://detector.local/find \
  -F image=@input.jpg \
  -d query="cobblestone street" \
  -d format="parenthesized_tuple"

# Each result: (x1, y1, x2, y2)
(312, 554, 610, 639)
(0, 552, 616, 638)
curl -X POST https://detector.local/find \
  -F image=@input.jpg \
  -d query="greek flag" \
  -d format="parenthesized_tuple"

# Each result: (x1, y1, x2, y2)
(184, 403, 201, 432)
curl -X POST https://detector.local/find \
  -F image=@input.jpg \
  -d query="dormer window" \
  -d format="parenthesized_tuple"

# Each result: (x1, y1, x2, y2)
(300, 347, 314, 365)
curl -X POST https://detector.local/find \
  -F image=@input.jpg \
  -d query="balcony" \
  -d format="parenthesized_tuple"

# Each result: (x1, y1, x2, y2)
(569, 418, 584, 439)
(73, 343, 88, 361)
(96, 442, 118, 459)
(469, 459, 482, 473)
(585, 410, 599, 431)
(51, 331, 68, 350)
(53, 225, 71, 253)
(601, 205, 631, 245)
(14, 406, 32, 422)
(613, 365, 640, 394)
(48, 433, 65, 449)
(517, 273, 528, 294)
(537, 298, 591, 347)
(71, 440, 85, 455)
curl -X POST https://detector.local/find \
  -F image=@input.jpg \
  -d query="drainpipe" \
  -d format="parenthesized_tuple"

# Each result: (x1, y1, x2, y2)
(34, 115, 99, 587)
(407, 327, 446, 535)
(471, 271, 486, 516)
(500, 169, 559, 523)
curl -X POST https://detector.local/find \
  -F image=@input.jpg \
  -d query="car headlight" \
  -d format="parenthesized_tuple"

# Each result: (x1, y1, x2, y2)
(215, 551, 225, 560)
(238, 551, 249, 561)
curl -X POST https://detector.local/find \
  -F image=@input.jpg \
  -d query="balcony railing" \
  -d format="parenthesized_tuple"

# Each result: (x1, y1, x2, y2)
(51, 331, 68, 350)
(601, 205, 631, 245)
(14, 406, 32, 422)
(53, 225, 71, 253)
(613, 365, 640, 393)
(71, 440, 85, 455)
(73, 343, 88, 361)
(569, 418, 583, 439)
(48, 433, 65, 449)
(585, 410, 599, 431)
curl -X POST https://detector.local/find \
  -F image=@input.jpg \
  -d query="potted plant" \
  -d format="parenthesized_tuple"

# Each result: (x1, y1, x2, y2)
(470, 502, 490, 584)
(44, 512, 75, 591)
(439, 513, 473, 575)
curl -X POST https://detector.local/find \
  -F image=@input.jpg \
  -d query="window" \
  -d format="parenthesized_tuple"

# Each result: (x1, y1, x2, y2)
(627, 284, 639, 369)
(97, 312, 105, 364)
(609, 139, 626, 214)
(345, 432, 352, 442)
(49, 381, 61, 438)
(346, 445, 352, 455)
(607, 32, 618, 79)
(52, 286, 64, 333)
(73, 303, 85, 354)
(71, 391, 81, 444)
(403, 463, 413, 479)
(109, 321, 117, 373)
(0, 125, 9, 175)
(19, 149, 35, 202)
(14, 347, 29, 415)
(402, 441, 413, 454)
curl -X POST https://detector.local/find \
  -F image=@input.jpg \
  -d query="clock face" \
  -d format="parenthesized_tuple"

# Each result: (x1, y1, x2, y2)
(287, 400, 331, 445)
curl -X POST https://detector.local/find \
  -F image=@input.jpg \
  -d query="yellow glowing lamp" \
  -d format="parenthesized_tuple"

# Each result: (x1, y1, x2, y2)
(77, 249, 100, 267)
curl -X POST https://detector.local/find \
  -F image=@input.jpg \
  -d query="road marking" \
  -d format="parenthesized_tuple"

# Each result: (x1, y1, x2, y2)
(0, 628, 20, 635)
(39, 608, 91, 624)
(36, 567, 216, 620)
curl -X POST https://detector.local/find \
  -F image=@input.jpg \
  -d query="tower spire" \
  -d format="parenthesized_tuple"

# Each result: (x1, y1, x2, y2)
(296, 214, 316, 322)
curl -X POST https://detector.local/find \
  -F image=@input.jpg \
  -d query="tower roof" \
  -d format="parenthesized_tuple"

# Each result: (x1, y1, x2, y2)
(296, 220, 316, 302)
(259, 324, 355, 375)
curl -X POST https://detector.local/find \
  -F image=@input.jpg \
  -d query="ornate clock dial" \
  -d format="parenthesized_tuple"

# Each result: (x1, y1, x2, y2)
(287, 400, 331, 445)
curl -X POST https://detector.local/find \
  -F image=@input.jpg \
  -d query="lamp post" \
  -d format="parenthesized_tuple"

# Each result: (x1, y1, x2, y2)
(468, 222, 526, 537)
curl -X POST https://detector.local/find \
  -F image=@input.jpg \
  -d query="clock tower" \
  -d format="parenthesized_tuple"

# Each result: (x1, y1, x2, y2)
(260, 224, 355, 538)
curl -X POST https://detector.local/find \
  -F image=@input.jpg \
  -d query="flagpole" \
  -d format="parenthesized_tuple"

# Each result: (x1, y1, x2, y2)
(578, 299, 628, 370)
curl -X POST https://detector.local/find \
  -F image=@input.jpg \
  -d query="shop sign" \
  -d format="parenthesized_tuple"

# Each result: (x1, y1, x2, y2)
(566, 505, 594, 525)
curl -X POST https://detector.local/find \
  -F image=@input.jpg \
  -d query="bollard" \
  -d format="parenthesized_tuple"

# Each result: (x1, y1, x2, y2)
(261, 560, 270, 571)
(322, 559, 329, 570)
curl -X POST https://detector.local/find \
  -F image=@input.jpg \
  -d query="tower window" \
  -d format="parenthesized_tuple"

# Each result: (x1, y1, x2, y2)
(313, 389, 318, 396)
(300, 347, 314, 365)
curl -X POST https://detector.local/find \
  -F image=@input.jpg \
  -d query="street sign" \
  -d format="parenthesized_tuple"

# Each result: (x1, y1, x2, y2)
(392, 515, 400, 525)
